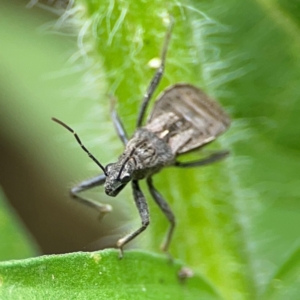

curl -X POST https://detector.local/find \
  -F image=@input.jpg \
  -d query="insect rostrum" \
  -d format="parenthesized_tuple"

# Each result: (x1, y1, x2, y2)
(52, 22, 230, 258)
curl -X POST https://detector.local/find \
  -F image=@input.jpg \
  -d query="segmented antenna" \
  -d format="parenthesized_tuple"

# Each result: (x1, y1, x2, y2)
(51, 117, 107, 176)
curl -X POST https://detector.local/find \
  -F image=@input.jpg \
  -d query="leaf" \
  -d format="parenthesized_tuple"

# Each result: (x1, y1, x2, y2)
(261, 246, 300, 299)
(0, 190, 37, 261)
(0, 250, 221, 300)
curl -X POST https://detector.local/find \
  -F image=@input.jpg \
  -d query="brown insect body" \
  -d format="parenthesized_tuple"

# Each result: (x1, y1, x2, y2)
(104, 83, 230, 197)
(104, 128, 175, 196)
(52, 22, 231, 257)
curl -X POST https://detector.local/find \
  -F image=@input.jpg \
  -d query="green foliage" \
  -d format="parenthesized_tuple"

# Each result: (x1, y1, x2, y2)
(0, 250, 220, 299)
(1, 0, 300, 299)
(0, 190, 37, 261)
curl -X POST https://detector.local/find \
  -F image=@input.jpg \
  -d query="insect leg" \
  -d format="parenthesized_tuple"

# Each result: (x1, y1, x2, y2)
(117, 180, 150, 258)
(136, 19, 174, 128)
(110, 95, 128, 145)
(174, 150, 229, 168)
(70, 174, 112, 220)
(147, 177, 175, 254)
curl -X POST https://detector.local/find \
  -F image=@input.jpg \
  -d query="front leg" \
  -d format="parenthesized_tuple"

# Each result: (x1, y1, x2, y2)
(117, 180, 150, 258)
(70, 174, 112, 220)
(147, 177, 175, 254)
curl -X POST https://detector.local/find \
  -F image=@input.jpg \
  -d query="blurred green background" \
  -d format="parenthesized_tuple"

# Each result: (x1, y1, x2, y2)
(0, 0, 132, 258)
(1, 0, 300, 299)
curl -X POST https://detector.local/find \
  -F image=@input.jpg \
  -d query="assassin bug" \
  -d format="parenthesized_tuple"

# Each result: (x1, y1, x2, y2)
(52, 20, 230, 258)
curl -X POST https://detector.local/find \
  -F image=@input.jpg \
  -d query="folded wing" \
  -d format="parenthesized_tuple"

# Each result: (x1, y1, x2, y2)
(146, 84, 230, 154)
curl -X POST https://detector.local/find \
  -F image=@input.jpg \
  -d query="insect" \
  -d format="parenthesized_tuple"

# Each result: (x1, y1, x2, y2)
(52, 21, 230, 258)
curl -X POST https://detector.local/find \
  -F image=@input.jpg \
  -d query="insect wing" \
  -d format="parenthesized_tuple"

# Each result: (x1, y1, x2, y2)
(146, 84, 230, 154)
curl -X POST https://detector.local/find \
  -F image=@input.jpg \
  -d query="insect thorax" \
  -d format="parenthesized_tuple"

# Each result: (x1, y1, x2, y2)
(121, 128, 175, 179)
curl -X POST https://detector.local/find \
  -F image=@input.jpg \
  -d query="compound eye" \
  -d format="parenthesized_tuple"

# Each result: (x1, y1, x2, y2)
(105, 163, 113, 174)
(120, 173, 131, 184)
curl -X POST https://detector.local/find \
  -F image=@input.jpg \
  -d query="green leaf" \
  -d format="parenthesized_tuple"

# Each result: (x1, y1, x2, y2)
(0, 190, 37, 261)
(262, 246, 300, 299)
(0, 250, 221, 300)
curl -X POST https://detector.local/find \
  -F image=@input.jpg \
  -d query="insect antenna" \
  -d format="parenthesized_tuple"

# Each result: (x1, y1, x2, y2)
(116, 146, 138, 180)
(51, 117, 107, 176)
